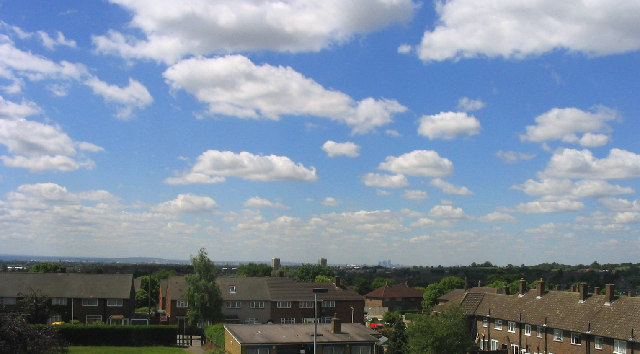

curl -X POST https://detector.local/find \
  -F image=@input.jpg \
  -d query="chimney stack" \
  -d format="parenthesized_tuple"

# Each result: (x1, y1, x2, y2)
(478, 280, 483, 287)
(331, 314, 341, 334)
(536, 279, 545, 298)
(579, 282, 587, 302)
(278, 270, 285, 277)
(594, 286, 600, 295)
(519, 278, 526, 296)
(605, 284, 614, 305)
(335, 276, 341, 288)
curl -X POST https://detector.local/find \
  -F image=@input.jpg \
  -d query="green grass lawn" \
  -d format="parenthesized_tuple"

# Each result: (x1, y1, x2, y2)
(68, 346, 188, 353)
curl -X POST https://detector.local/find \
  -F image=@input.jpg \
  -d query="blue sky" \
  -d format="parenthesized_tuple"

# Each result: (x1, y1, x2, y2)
(1, 0, 640, 266)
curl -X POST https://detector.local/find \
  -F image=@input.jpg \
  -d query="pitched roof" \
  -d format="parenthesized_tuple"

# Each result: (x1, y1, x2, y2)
(365, 282, 423, 299)
(217, 277, 270, 300)
(0, 273, 133, 299)
(225, 323, 378, 345)
(167, 275, 187, 300)
(268, 278, 363, 301)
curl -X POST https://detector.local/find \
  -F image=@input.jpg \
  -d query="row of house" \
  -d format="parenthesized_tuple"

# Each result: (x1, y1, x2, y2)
(159, 276, 365, 327)
(439, 279, 640, 354)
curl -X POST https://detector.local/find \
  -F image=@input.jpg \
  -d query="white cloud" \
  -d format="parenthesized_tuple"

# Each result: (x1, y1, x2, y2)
(37, 30, 77, 50)
(0, 154, 92, 172)
(417, 111, 480, 140)
(428, 204, 467, 219)
(244, 197, 287, 209)
(410, 218, 436, 227)
(165, 150, 317, 185)
(154, 194, 218, 213)
(322, 140, 360, 157)
(94, 0, 418, 63)
(402, 189, 428, 201)
(77, 142, 105, 152)
(84, 77, 153, 119)
(322, 197, 340, 207)
(416, 0, 640, 61)
(0, 96, 40, 119)
(496, 150, 535, 164)
(397, 44, 412, 54)
(385, 129, 401, 137)
(541, 148, 640, 180)
(164, 55, 406, 134)
(521, 106, 617, 146)
(613, 212, 640, 224)
(457, 97, 484, 112)
(599, 198, 640, 212)
(379, 150, 454, 177)
(513, 200, 584, 214)
(362, 173, 408, 189)
(430, 178, 472, 195)
(479, 212, 516, 223)
(514, 178, 634, 200)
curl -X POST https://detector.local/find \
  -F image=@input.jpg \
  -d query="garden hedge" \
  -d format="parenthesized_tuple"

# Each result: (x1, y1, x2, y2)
(36, 324, 178, 346)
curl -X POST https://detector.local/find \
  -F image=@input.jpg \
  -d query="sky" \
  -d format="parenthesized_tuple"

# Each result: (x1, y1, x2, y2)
(1, 0, 639, 266)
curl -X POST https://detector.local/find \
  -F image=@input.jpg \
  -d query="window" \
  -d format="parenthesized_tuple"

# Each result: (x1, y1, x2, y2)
(86, 315, 102, 324)
(595, 336, 603, 350)
(299, 301, 314, 308)
(176, 300, 188, 308)
(226, 301, 241, 309)
(322, 300, 336, 308)
(280, 317, 295, 324)
(613, 339, 626, 354)
(303, 318, 315, 324)
(107, 298, 123, 307)
(229, 285, 236, 294)
(48, 315, 62, 324)
(537, 326, 543, 338)
(245, 318, 258, 324)
(323, 346, 345, 354)
(322, 316, 333, 323)
(571, 332, 581, 345)
(250, 301, 264, 308)
(495, 319, 503, 330)
(490, 339, 499, 351)
(482, 317, 488, 327)
(511, 344, 519, 353)
(524, 324, 531, 336)
(2, 297, 16, 306)
(247, 348, 269, 354)
(508, 321, 516, 333)
(51, 298, 67, 306)
(277, 301, 291, 308)
(553, 329, 563, 342)
(82, 298, 98, 306)
(351, 345, 372, 354)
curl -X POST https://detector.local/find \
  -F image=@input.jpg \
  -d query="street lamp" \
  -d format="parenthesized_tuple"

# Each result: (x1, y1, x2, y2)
(313, 288, 328, 354)
(350, 306, 354, 323)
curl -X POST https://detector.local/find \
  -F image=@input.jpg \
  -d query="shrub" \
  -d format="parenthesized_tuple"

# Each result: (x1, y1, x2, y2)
(44, 324, 177, 346)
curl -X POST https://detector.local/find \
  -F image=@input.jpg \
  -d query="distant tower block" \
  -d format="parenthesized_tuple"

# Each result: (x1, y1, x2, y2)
(318, 258, 327, 266)
(271, 258, 281, 270)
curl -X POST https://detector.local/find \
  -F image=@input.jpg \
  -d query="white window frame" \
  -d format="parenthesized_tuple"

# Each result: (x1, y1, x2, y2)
(280, 317, 295, 324)
(277, 301, 291, 308)
(490, 339, 499, 351)
(51, 297, 67, 306)
(508, 321, 516, 333)
(571, 332, 581, 345)
(322, 300, 336, 308)
(595, 336, 603, 350)
(482, 317, 488, 328)
(250, 301, 264, 309)
(537, 326, 543, 338)
(299, 301, 314, 308)
(226, 301, 241, 309)
(511, 344, 519, 353)
(48, 314, 63, 324)
(303, 318, 315, 324)
(229, 285, 236, 294)
(322, 316, 333, 323)
(553, 329, 563, 342)
(82, 298, 98, 307)
(245, 318, 258, 324)
(613, 339, 626, 354)
(495, 319, 503, 330)
(176, 300, 188, 308)
(107, 298, 123, 307)
(86, 315, 102, 324)
(524, 324, 531, 336)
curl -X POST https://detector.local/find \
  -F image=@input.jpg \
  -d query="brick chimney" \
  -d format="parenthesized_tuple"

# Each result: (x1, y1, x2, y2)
(478, 280, 483, 287)
(334, 276, 341, 288)
(594, 286, 600, 295)
(331, 313, 341, 334)
(519, 278, 526, 296)
(605, 284, 614, 305)
(579, 282, 587, 302)
(536, 279, 545, 298)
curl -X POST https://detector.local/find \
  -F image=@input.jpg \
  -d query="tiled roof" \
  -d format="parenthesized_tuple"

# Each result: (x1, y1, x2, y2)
(225, 323, 378, 345)
(218, 277, 270, 300)
(365, 282, 423, 299)
(0, 273, 133, 299)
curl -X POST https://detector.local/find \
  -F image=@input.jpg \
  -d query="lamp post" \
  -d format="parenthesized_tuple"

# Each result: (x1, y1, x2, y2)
(350, 306, 354, 323)
(313, 288, 328, 354)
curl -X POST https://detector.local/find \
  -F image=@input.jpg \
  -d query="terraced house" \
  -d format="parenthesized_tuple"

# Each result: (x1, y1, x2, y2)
(442, 279, 639, 354)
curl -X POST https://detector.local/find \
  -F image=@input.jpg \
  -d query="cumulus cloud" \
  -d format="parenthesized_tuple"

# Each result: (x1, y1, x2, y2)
(37, 31, 77, 50)
(428, 204, 467, 219)
(164, 55, 406, 134)
(154, 194, 218, 213)
(416, 0, 640, 61)
(479, 212, 516, 223)
(361, 173, 408, 189)
(84, 77, 153, 120)
(521, 106, 617, 146)
(496, 150, 536, 164)
(322, 141, 360, 157)
(513, 200, 585, 214)
(514, 178, 634, 201)
(541, 148, 640, 180)
(94, 0, 418, 63)
(244, 197, 288, 209)
(457, 97, 485, 112)
(418, 111, 480, 140)
(322, 197, 340, 206)
(165, 150, 317, 185)
(402, 189, 428, 201)
(599, 198, 640, 212)
(430, 178, 472, 195)
(379, 150, 454, 177)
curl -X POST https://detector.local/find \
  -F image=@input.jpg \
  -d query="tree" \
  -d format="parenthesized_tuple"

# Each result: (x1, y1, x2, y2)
(371, 277, 395, 290)
(294, 264, 335, 282)
(185, 248, 223, 326)
(0, 313, 67, 353)
(314, 275, 333, 283)
(17, 289, 52, 324)
(28, 262, 65, 273)
(383, 311, 407, 354)
(351, 277, 372, 295)
(422, 276, 465, 311)
(406, 305, 473, 354)
(135, 275, 159, 309)
(236, 263, 272, 277)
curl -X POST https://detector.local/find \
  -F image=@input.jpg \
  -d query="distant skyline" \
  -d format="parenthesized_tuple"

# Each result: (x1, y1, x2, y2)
(1, 1, 639, 266)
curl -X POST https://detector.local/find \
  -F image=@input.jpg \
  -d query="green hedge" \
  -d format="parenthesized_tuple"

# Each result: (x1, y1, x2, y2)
(204, 323, 225, 353)
(38, 325, 178, 346)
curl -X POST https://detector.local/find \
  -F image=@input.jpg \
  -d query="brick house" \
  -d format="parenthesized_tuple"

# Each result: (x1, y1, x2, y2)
(0, 273, 135, 325)
(163, 275, 189, 327)
(440, 279, 640, 354)
(364, 282, 423, 314)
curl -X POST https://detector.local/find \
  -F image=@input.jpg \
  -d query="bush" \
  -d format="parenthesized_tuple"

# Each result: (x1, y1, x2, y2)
(0, 313, 67, 353)
(42, 324, 177, 346)
(204, 323, 225, 353)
